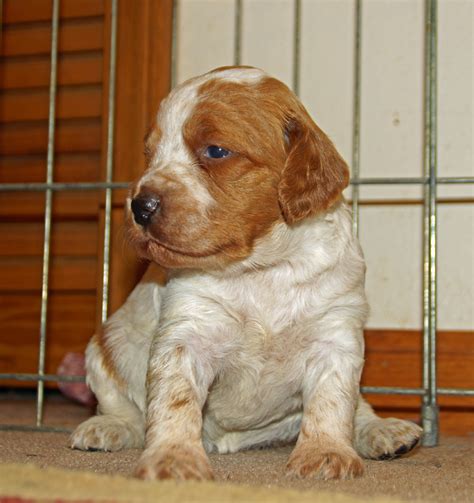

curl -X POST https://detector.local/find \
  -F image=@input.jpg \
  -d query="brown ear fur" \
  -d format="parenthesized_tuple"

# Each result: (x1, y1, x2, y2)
(278, 106, 350, 224)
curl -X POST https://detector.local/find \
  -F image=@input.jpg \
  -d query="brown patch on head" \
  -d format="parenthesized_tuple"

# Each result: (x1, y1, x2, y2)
(191, 75, 349, 226)
(128, 69, 349, 270)
(172, 77, 289, 265)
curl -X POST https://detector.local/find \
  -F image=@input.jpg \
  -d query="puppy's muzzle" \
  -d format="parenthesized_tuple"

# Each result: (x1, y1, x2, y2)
(131, 192, 161, 227)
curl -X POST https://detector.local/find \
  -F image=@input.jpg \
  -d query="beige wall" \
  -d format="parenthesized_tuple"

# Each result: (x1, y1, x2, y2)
(175, 0, 473, 330)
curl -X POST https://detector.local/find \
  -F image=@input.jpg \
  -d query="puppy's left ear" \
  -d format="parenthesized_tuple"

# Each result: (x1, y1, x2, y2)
(278, 106, 350, 225)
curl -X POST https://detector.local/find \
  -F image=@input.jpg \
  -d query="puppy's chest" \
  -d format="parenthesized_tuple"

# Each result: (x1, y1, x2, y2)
(229, 278, 313, 338)
(203, 279, 313, 429)
(215, 274, 328, 376)
(166, 271, 324, 351)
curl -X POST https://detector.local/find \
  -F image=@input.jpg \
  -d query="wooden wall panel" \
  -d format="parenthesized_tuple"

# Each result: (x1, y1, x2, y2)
(0, 153, 101, 183)
(0, 293, 96, 382)
(362, 330, 474, 435)
(2, 53, 103, 90)
(0, 222, 99, 257)
(2, 20, 104, 56)
(0, 1, 106, 388)
(0, 1, 174, 393)
(0, 257, 98, 292)
(0, 120, 102, 155)
(1, 87, 102, 122)
(3, 0, 105, 23)
(0, 192, 101, 219)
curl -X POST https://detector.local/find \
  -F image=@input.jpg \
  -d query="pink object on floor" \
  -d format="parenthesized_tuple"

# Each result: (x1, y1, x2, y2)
(57, 352, 96, 406)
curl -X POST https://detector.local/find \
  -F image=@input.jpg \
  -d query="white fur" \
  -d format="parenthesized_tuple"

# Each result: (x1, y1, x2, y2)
(71, 203, 421, 469)
(71, 68, 422, 481)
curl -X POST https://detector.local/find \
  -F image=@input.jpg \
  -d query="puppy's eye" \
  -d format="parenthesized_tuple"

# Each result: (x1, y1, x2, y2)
(205, 145, 231, 159)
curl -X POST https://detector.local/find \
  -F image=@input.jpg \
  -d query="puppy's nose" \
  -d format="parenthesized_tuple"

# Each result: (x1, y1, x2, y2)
(131, 193, 160, 227)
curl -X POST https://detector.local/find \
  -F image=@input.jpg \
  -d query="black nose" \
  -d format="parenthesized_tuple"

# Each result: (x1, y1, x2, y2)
(131, 194, 160, 227)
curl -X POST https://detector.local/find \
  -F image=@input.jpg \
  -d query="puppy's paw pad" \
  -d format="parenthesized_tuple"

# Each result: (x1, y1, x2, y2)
(135, 446, 214, 481)
(71, 416, 142, 452)
(356, 418, 422, 460)
(287, 445, 364, 480)
(376, 435, 420, 461)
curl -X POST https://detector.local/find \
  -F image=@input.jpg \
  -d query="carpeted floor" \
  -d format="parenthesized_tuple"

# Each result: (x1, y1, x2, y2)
(0, 392, 473, 502)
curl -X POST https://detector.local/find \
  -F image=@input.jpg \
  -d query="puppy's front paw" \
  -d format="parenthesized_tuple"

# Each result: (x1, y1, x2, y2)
(355, 418, 422, 460)
(71, 415, 143, 452)
(287, 443, 364, 480)
(135, 445, 214, 481)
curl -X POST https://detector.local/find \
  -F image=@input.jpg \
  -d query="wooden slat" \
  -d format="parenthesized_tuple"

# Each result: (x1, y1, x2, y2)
(2, 19, 104, 57)
(0, 192, 101, 220)
(0, 86, 102, 122)
(1, 52, 103, 90)
(362, 330, 474, 408)
(0, 221, 99, 257)
(3, 0, 105, 24)
(0, 119, 102, 155)
(0, 294, 96, 344)
(0, 153, 101, 184)
(0, 256, 98, 292)
(0, 292, 96, 376)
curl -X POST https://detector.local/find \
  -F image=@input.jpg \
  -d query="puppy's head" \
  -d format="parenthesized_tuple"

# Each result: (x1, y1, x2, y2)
(127, 66, 349, 270)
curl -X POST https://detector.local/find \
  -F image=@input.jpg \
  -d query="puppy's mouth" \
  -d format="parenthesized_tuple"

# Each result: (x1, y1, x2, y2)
(127, 214, 249, 268)
(144, 236, 221, 259)
(128, 225, 223, 261)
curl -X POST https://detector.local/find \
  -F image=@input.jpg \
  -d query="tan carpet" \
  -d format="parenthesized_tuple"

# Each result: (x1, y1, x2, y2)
(0, 464, 407, 503)
(0, 394, 473, 502)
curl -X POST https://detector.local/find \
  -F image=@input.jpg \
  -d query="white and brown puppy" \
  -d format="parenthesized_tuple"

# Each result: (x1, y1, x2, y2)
(71, 66, 422, 481)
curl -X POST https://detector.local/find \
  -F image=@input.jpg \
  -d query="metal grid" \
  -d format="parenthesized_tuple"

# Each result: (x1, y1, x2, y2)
(1, 0, 473, 446)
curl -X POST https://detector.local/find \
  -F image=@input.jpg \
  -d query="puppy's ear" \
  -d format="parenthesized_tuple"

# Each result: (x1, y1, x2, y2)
(278, 107, 350, 225)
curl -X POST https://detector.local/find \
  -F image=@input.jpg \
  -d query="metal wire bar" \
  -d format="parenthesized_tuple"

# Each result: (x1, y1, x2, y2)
(362, 386, 474, 396)
(2, 371, 472, 396)
(422, 0, 439, 447)
(0, 374, 85, 383)
(35, 0, 60, 429)
(234, 0, 242, 66)
(292, 0, 301, 96)
(351, 176, 474, 185)
(351, 0, 362, 236)
(2, 176, 472, 194)
(437, 388, 474, 396)
(0, 182, 129, 192)
(101, 0, 118, 324)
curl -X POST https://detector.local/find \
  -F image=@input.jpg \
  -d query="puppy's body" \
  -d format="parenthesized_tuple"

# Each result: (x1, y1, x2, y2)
(72, 67, 421, 480)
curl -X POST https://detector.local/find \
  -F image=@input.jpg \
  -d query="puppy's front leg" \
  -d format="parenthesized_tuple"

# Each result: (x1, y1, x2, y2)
(287, 328, 365, 480)
(135, 336, 215, 481)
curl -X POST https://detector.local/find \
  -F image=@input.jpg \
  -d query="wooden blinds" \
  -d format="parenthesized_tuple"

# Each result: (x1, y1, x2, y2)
(0, 0, 173, 383)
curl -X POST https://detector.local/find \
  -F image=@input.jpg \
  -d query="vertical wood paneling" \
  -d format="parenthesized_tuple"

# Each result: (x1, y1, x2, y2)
(0, 0, 173, 382)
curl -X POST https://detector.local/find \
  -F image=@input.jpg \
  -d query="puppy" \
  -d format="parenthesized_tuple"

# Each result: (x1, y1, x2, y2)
(71, 66, 422, 480)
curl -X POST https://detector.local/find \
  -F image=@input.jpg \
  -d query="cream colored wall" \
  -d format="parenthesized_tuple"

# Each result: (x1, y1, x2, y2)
(175, 0, 473, 330)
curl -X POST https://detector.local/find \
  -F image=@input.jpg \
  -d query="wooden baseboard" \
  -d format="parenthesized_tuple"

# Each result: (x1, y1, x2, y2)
(2, 328, 472, 435)
(362, 329, 474, 435)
